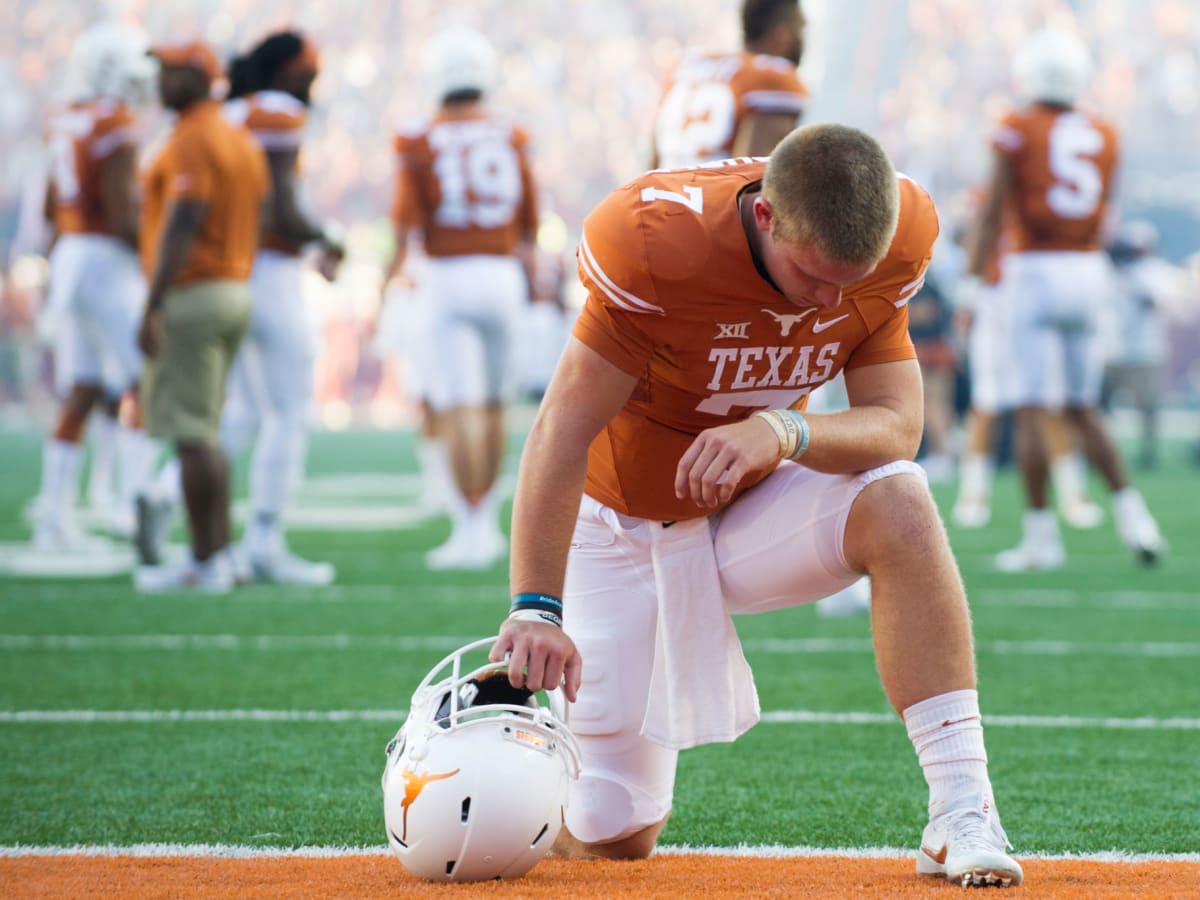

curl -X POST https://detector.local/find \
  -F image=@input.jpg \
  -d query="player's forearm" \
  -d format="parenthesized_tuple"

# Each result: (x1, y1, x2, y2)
(146, 207, 204, 310)
(508, 414, 590, 600)
(795, 403, 922, 474)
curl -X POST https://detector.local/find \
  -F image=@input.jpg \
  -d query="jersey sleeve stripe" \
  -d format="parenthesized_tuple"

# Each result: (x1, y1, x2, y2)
(253, 129, 304, 150)
(88, 126, 137, 160)
(894, 274, 926, 308)
(578, 235, 665, 315)
(741, 91, 808, 113)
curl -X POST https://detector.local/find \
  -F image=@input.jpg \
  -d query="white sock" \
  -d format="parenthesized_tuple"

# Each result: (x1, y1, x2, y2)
(956, 454, 993, 506)
(40, 439, 84, 519)
(116, 426, 160, 513)
(87, 413, 118, 508)
(417, 437, 452, 510)
(904, 689, 992, 814)
(153, 457, 182, 505)
(1052, 452, 1090, 507)
(1022, 508, 1061, 545)
(1112, 487, 1148, 521)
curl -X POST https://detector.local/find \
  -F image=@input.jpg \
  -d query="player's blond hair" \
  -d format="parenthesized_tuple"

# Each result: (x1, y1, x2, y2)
(762, 124, 900, 266)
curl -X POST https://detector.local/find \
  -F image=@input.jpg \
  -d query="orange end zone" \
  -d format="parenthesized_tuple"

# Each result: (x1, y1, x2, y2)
(3, 854, 1198, 898)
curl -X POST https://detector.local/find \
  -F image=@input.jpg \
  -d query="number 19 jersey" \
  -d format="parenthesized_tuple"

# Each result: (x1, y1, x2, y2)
(391, 109, 538, 258)
(992, 104, 1119, 252)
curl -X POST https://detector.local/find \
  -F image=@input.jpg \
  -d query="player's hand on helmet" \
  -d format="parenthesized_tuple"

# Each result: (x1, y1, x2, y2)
(675, 416, 781, 508)
(490, 616, 581, 703)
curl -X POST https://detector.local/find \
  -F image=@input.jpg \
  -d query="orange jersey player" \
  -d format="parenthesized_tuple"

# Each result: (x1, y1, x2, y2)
(652, 0, 808, 167)
(217, 31, 342, 586)
(488, 124, 1025, 888)
(964, 28, 1163, 572)
(386, 26, 538, 572)
(575, 159, 934, 521)
(32, 21, 156, 553)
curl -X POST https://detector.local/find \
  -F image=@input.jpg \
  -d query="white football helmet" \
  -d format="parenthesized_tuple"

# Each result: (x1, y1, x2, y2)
(381, 637, 581, 882)
(421, 27, 496, 103)
(66, 22, 158, 105)
(1013, 29, 1092, 106)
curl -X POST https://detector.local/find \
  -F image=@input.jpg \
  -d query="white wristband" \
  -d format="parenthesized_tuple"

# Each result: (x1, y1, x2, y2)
(507, 608, 563, 628)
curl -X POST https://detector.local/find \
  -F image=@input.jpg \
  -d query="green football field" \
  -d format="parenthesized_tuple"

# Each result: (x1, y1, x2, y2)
(0, 424, 1196, 856)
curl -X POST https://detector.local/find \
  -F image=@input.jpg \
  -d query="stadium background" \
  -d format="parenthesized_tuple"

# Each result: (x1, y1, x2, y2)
(3, 0, 1200, 430)
(1, 0, 1198, 894)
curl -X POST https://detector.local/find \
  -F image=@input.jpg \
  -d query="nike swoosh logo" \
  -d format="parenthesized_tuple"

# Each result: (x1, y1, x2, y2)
(922, 844, 948, 865)
(811, 314, 849, 333)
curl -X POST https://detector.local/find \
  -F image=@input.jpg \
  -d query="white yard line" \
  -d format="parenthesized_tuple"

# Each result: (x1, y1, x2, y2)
(3, 633, 1198, 657)
(1, 708, 1197, 729)
(5, 583, 1194, 612)
(0, 842, 1196, 863)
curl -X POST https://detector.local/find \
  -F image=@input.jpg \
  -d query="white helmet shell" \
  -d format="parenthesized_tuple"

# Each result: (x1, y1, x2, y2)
(66, 22, 157, 105)
(1013, 29, 1092, 106)
(421, 27, 496, 103)
(381, 637, 581, 882)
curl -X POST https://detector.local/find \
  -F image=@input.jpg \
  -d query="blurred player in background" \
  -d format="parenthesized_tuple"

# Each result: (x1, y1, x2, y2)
(384, 26, 538, 570)
(133, 39, 270, 593)
(905, 272, 957, 483)
(650, 0, 807, 169)
(961, 28, 1163, 570)
(1102, 220, 1175, 471)
(217, 30, 344, 585)
(30, 22, 158, 552)
(952, 215, 1103, 532)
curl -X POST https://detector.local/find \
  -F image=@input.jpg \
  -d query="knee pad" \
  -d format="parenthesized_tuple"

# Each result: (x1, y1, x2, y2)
(565, 773, 670, 845)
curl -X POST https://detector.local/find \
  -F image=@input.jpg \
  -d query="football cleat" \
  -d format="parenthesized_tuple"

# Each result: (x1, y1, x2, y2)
(133, 555, 235, 595)
(994, 539, 1065, 573)
(245, 547, 335, 586)
(917, 791, 1024, 887)
(382, 637, 581, 882)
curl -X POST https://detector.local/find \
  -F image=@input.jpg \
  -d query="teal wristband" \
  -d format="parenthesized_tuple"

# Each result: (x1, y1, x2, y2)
(781, 409, 810, 460)
(511, 592, 563, 612)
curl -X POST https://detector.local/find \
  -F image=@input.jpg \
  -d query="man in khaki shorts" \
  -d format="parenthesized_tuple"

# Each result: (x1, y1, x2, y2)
(135, 38, 270, 593)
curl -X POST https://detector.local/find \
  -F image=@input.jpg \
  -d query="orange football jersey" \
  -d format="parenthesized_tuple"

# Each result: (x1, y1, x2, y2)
(654, 51, 808, 168)
(574, 159, 938, 521)
(46, 99, 138, 236)
(224, 89, 308, 255)
(992, 104, 1119, 252)
(391, 109, 537, 258)
(140, 100, 270, 285)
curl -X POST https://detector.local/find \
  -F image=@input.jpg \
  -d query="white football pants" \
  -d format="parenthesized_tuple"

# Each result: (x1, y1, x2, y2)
(48, 234, 145, 397)
(221, 251, 318, 523)
(561, 459, 925, 843)
(422, 255, 525, 412)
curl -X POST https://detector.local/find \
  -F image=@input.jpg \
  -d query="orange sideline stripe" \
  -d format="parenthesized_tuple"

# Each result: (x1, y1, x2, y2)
(3, 854, 1198, 898)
